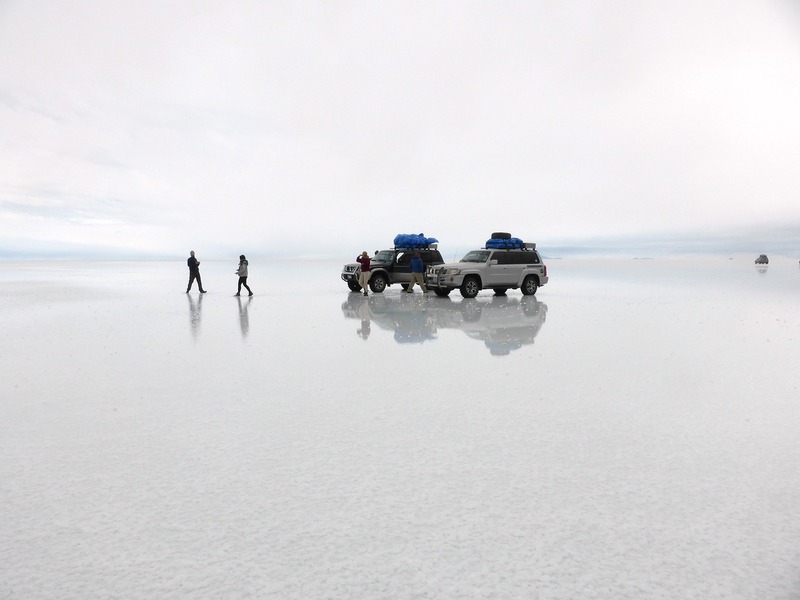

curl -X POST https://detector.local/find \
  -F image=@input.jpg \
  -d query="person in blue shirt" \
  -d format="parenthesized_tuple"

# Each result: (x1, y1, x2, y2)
(406, 251, 428, 293)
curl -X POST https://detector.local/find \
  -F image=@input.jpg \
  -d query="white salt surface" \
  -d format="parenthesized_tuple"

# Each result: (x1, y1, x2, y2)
(1, 257, 799, 599)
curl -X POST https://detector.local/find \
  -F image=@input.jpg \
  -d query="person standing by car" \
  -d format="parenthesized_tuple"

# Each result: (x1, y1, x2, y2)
(356, 251, 371, 296)
(406, 251, 428, 293)
(186, 250, 207, 293)
(235, 254, 253, 296)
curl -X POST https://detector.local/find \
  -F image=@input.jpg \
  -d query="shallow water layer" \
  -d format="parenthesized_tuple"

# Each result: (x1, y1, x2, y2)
(1, 257, 799, 599)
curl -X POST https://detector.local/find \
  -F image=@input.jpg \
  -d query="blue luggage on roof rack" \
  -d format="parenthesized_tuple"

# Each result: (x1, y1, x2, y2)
(394, 233, 439, 249)
(486, 236, 524, 249)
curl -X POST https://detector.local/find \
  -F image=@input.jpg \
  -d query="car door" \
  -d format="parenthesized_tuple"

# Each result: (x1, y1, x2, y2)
(485, 251, 513, 286)
(393, 251, 413, 284)
(515, 251, 542, 285)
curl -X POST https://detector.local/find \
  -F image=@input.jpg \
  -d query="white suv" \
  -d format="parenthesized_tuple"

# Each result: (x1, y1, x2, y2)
(426, 239, 548, 298)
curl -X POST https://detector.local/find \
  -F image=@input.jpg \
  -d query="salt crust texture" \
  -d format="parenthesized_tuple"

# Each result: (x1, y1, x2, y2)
(1, 258, 798, 599)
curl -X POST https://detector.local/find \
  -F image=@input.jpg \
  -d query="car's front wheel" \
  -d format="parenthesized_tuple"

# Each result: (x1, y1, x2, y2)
(369, 273, 388, 293)
(347, 281, 362, 292)
(521, 276, 538, 295)
(434, 288, 451, 297)
(460, 276, 480, 298)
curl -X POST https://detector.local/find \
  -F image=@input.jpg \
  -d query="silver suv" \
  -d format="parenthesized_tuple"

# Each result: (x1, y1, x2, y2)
(426, 240, 548, 298)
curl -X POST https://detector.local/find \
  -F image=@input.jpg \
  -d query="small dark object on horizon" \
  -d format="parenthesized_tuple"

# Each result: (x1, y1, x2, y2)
(755, 254, 769, 265)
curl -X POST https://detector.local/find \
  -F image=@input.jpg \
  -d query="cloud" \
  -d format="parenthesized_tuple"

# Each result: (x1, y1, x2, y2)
(2, 1, 800, 258)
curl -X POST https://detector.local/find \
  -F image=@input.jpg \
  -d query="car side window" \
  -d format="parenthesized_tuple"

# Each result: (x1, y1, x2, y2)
(491, 251, 542, 265)
(396, 252, 412, 266)
(512, 252, 528, 265)
(493, 252, 512, 265)
(508, 251, 538, 264)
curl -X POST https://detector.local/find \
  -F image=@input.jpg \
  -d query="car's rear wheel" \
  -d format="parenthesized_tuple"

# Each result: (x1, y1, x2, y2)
(369, 273, 388, 293)
(521, 276, 538, 295)
(347, 281, 362, 292)
(460, 276, 480, 298)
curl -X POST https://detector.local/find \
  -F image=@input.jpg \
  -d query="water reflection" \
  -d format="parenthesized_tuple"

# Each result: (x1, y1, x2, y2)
(341, 293, 548, 355)
(187, 293, 203, 339)
(356, 295, 371, 340)
(237, 295, 252, 338)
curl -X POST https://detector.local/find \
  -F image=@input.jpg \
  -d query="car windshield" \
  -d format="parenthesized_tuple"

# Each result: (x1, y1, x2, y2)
(460, 250, 490, 263)
(373, 251, 395, 263)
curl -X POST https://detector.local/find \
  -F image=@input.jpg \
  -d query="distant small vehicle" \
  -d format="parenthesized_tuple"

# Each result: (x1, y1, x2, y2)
(755, 254, 769, 265)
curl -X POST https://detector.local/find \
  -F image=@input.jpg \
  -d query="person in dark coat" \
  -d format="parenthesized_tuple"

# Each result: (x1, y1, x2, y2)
(186, 250, 207, 293)
(356, 251, 371, 296)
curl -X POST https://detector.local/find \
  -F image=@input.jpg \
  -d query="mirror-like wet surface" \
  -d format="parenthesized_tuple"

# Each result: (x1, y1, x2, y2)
(1, 258, 798, 599)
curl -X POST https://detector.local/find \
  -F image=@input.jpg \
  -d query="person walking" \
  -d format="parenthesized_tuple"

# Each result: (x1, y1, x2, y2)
(406, 251, 427, 293)
(356, 251, 371, 296)
(186, 250, 207, 293)
(235, 254, 253, 296)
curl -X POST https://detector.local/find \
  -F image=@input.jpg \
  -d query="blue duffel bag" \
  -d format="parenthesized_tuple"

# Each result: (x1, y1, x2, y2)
(486, 237, 524, 249)
(394, 233, 439, 248)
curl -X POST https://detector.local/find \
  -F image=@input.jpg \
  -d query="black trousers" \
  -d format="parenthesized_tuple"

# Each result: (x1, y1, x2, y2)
(237, 277, 252, 294)
(187, 272, 204, 291)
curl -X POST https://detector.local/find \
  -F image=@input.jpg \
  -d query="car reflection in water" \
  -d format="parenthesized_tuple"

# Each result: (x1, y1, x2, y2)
(341, 293, 547, 355)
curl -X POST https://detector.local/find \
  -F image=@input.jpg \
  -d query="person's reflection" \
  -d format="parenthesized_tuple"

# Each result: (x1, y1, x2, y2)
(237, 295, 252, 338)
(356, 296, 371, 340)
(187, 292, 203, 339)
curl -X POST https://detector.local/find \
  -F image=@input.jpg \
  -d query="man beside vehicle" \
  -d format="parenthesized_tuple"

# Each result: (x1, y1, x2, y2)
(356, 251, 371, 296)
(406, 251, 428, 293)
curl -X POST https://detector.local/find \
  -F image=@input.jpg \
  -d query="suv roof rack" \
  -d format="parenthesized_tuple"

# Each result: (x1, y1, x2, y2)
(393, 244, 438, 250)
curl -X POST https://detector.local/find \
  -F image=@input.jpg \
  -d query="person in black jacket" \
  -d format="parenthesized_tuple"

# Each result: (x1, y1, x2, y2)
(186, 250, 207, 293)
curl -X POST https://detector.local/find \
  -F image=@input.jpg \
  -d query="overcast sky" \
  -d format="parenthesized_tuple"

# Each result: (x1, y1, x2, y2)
(2, 1, 800, 259)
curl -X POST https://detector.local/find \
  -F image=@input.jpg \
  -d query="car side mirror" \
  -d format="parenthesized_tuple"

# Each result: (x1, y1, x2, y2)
(489, 259, 498, 265)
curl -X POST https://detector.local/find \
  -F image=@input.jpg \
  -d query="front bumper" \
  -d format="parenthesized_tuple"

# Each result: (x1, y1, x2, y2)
(425, 271, 460, 290)
(341, 264, 360, 283)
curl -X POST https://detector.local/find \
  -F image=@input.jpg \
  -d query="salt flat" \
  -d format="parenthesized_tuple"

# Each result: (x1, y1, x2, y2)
(1, 257, 798, 599)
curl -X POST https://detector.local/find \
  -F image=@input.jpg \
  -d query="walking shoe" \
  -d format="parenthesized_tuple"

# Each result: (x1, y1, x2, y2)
(200, 290, 207, 293)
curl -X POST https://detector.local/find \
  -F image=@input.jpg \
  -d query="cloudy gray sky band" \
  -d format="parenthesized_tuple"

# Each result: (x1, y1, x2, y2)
(2, 1, 799, 258)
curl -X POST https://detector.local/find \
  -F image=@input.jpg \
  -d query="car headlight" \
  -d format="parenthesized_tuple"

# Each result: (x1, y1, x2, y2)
(447, 268, 460, 276)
